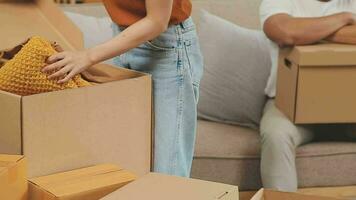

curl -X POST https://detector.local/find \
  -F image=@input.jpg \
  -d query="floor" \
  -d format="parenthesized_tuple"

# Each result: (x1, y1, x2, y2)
(240, 186, 356, 200)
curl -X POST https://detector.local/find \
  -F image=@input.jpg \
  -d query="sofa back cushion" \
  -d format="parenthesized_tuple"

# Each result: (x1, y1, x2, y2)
(197, 11, 271, 129)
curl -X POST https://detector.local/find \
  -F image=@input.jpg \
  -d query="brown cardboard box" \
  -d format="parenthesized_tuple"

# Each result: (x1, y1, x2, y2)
(0, 154, 27, 200)
(0, 0, 152, 177)
(276, 43, 356, 124)
(250, 189, 344, 200)
(100, 173, 239, 200)
(29, 164, 137, 200)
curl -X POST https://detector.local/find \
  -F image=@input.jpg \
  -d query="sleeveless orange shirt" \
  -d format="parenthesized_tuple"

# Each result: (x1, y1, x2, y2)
(103, 0, 192, 26)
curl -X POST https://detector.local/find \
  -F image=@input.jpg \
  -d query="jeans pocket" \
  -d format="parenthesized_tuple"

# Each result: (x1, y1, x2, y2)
(144, 40, 176, 51)
(183, 38, 204, 86)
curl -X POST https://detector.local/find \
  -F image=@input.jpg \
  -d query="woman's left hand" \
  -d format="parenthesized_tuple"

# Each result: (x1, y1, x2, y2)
(42, 50, 93, 83)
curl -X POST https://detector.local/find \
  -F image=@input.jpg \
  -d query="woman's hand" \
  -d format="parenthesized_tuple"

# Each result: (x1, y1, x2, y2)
(42, 50, 94, 83)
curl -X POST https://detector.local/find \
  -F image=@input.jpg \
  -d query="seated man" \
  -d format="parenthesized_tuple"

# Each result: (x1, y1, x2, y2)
(259, 0, 356, 192)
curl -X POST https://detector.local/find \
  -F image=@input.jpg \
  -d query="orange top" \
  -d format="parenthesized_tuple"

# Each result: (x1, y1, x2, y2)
(103, 0, 192, 26)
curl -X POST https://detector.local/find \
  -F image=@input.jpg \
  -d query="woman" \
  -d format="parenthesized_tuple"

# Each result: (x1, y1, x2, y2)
(43, 0, 203, 177)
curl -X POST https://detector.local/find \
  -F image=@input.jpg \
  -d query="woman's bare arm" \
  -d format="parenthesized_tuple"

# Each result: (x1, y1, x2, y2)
(43, 0, 173, 83)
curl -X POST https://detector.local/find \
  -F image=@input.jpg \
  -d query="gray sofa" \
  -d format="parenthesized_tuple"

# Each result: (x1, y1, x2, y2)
(62, 0, 356, 191)
(190, 0, 356, 191)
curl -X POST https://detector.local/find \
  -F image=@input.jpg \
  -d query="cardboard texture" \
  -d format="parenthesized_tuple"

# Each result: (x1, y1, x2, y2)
(100, 173, 239, 200)
(0, 0, 152, 177)
(28, 164, 137, 200)
(276, 43, 356, 124)
(0, 0, 82, 50)
(0, 154, 28, 200)
(250, 189, 344, 200)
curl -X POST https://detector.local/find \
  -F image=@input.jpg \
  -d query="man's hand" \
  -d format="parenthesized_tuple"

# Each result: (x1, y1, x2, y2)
(263, 12, 354, 46)
(42, 50, 94, 83)
(327, 24, 356, 44)
(349, 12, 356, 24)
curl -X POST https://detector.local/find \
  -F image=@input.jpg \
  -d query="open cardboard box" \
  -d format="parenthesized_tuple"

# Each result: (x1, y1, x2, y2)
(251, 189, 344, 200)
(0, 0, 152, 178)
(276, 43, 356, 124)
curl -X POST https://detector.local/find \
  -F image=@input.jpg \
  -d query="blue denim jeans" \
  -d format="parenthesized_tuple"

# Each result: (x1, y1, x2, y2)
(112, 17, 204, 177)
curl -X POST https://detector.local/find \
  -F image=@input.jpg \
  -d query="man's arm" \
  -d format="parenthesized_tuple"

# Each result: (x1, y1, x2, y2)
(327, 25, 356, 44)
(264, 12, 354, 46)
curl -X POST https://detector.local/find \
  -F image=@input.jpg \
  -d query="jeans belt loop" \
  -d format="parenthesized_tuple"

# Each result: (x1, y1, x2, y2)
(179, 22, 185, 30)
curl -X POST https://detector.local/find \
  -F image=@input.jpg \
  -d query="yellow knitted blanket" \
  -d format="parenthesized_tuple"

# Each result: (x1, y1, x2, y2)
(0, 36, 91, 96)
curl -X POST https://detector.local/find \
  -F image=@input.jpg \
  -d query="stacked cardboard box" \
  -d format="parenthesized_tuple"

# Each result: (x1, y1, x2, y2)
(0, 154, 27, 200)
(0, 0, 152, 178)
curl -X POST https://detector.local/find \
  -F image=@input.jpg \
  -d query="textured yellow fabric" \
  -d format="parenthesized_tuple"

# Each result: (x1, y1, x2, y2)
(0, 36, 91, 96)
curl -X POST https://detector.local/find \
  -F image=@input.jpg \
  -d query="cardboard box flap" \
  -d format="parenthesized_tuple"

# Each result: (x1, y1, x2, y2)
(0, 154, 24, 174)
(286, 43, 356, 66)
(251, 189, 344, 200)
(49, 170, 136, 197)
(0, 154, 24, 163)
(101, 173, 239, 200)
(0, 0, 83, 50)
(30, 164, 122, 185)
(0, 91, 22, 154)
(29, 164, 137, 197)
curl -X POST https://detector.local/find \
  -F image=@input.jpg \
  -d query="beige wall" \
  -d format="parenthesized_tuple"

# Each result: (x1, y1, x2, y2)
(192, 0, 262, 29)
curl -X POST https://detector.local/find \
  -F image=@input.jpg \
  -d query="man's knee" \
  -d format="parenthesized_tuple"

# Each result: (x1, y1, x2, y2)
(260, 123, 297, 149)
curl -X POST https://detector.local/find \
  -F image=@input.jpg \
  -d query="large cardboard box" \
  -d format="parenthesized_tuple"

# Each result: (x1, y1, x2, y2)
(29, 164, 137, 200)
(251, 189, 344, 200)
(100, 173, 239, 200)
(276, 43, 356, 124)
(0, 154, 27, 200)
(0, 0, 152, 177)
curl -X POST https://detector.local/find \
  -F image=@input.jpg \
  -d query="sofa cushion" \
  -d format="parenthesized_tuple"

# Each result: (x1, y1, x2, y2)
(197, 11, 271, 129)
(296, 142, 356, 188)
(192, 120, 262, 190)
(194, 120, 260, 159)
(192, 120, 356, 190)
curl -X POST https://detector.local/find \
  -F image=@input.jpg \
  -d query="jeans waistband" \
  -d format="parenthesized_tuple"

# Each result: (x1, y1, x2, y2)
(176, 17, 194, 30)
(117, 17, 194, 32)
